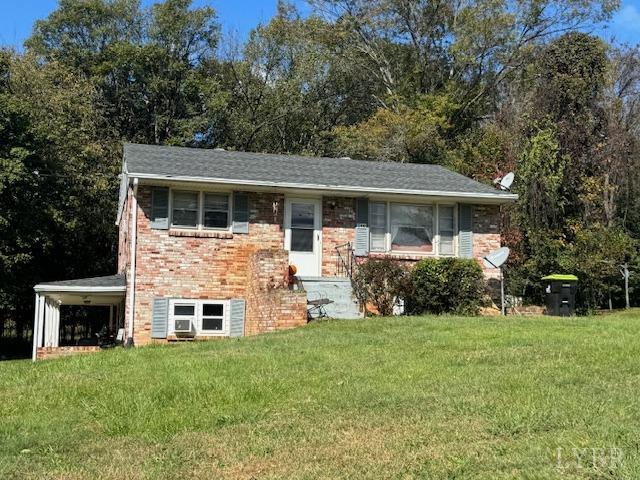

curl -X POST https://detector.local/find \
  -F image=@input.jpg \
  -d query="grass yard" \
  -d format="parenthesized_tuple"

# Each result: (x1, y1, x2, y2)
(1, 312, 640, 479)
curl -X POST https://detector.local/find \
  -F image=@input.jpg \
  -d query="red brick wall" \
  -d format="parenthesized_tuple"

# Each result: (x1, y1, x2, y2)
(129, 186, 292, 344)
(36, 346, 101, 360)
(472, 204, 502, 280)
(245, 249, 307, 335)
(322, 197, 356, 277)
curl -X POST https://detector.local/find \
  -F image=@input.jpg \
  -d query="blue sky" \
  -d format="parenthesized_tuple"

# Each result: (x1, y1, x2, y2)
(0, 0, 638, 49)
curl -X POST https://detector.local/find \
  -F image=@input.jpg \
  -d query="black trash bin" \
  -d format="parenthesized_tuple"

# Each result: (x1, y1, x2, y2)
(542, 275, 578, 316)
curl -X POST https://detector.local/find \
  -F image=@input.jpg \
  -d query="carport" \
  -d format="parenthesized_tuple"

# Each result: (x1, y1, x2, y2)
(32, 275, 126, 361)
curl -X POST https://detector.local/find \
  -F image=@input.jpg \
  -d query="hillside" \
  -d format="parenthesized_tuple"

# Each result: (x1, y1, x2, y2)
(2, 313, 640, 479)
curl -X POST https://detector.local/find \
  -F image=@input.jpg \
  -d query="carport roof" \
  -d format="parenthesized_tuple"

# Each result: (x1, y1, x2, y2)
(34, 274, 126, 292)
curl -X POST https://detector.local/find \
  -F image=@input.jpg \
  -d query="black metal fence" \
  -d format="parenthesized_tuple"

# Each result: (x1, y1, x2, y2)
(0, 313, 33, 360)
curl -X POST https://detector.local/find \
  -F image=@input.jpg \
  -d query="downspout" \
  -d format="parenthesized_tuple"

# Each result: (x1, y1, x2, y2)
(126, 177, 139, 347)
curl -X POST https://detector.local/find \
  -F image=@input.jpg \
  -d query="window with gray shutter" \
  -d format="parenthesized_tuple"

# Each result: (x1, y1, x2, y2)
(151, 187, 169, 229)
(458, 204, 473, 258)
(232, 192, 249, 233)
(354, 198, 369, 256)
(151, 297, 169, 338)
(229, 299, 245, 337)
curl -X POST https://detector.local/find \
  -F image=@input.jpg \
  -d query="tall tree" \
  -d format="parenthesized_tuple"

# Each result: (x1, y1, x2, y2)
(27, 0, 226, 145)
(0, 52, 116, 338)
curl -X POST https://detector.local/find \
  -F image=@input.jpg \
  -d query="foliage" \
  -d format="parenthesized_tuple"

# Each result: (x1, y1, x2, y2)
(332, 93, 459, 164)
(351, 257, 411, 316)
(0, 52, 116, 341)
(409, 258, 485, 315)
(558, 225, 637, 312)
(515, 125, 567, 232)
(26, 0, 226, 145)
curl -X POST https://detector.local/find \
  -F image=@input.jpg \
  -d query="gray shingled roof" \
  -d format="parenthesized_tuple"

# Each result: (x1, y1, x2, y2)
(35, 274, 126, 289)
(124, 143, 515, 200)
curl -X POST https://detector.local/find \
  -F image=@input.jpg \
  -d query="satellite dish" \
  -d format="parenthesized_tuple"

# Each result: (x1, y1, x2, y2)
(483, 247, 510, 316)
(483, 247, 510, 269)
(495, 172, 514, 191)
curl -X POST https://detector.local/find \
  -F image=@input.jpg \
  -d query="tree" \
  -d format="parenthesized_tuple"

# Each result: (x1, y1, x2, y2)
(27, 0, 226, 145)
(0, 51, 116, 340)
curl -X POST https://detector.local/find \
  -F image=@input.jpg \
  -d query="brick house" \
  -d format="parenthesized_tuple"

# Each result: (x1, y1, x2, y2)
(32, 143, 516, 360)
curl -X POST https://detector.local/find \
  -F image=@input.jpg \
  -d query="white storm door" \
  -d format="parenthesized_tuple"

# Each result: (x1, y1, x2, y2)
(285, 197, 322, 277)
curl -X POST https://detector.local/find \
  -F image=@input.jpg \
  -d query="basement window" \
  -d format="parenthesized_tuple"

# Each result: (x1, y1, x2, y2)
(201, 303, 224, 332)
(169, 299, 229, 336)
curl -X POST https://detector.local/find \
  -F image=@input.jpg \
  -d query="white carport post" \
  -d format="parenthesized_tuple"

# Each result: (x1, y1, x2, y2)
(42, 298, 60, 348)
(32, 293, 41, 361)
(32, 293, 46, 361)
(44, 299, 51, 347)
(47, 300, 60, 348)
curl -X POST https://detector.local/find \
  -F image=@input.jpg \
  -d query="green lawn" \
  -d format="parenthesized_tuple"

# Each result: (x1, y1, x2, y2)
(2, 312, 640, 479)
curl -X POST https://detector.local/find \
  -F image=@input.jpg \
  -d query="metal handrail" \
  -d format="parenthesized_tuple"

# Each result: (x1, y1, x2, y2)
(335, 242, 354, 278)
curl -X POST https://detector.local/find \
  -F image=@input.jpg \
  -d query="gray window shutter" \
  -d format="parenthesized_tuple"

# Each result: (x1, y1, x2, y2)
(151, 297, 169, 338)
(232, 192, 249, 234)
(458, 204, 473, 258)
(151, 187, 169, 229)
(229, 299, 245, 337)
(355, 198, 369, 256)
(356, 197, 369, 225)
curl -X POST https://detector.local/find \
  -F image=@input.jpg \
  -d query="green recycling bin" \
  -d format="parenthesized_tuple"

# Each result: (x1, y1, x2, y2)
(542, 274, 578, 316)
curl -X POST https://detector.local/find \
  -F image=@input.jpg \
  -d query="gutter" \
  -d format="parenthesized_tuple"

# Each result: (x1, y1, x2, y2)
(33, 285, 126, 293)
(115, 157, 129, 226)
(127, 172, 518, 203)
(126, 177, 138, 347)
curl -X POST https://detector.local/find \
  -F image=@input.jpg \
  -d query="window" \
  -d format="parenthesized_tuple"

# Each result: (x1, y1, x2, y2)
(173, 303, 196, 331)
(170, 190, 231, 230)
(369, 202, 387, 251)
(202, 303, 224, 331)
(203, 193, 229, 229)
(390, 204, 434, 253)
(174, 304, 195, 316)
(290, 202, 314, 252)
(439, 205, 455, 255)
(172, 191, 199, 228)
(169, 300, 229, 336)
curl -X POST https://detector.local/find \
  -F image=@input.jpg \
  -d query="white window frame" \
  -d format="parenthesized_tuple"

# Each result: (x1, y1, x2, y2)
(369, 201, 387, 253)
(168, 299, 230, 337)
(171, 190, 200, 229)
(202, 192, 231, 230)
(368, 200, 458, 256)
(169, 188, 233, 231)
(436, 203, 457, 256)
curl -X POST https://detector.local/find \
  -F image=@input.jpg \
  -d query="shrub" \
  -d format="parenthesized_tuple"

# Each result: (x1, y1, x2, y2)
(409, 257, 485, 315)
(352, 257, 411, 316)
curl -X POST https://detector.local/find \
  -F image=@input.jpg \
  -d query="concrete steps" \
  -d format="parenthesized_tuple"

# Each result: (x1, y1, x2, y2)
(299, 276, 362, 319)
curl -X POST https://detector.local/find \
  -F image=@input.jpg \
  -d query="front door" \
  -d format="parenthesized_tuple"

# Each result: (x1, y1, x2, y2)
(284, 197, 322, 277)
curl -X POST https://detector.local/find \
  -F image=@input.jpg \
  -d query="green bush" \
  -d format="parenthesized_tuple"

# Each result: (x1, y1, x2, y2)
(352, 257, 411, 316)
(408, 257, 485, 315)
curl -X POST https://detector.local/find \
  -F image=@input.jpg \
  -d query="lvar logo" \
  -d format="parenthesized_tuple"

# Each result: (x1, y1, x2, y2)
(556, 447, 623, 471)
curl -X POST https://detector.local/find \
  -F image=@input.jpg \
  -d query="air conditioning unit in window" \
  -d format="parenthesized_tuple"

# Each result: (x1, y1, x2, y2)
(174, 318, 194, 336)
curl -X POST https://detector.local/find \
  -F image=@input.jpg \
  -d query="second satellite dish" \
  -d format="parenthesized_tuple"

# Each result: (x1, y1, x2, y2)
(483, 246, 510, 269)
(493, 172, 514, 191)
